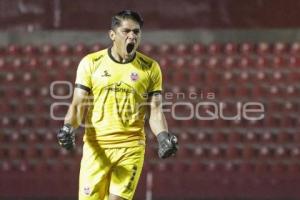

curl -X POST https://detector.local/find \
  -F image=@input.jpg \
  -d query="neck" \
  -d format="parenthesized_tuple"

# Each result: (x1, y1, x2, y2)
(111, 45, 134, 63)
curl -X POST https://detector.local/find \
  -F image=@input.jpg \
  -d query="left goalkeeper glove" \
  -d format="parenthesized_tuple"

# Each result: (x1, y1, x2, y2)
(57, 124, 75, 150)
(157, 131, 178, 159)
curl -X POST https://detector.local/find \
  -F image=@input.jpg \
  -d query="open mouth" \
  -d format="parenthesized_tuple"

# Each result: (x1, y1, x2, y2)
(126, 43, 135, 54)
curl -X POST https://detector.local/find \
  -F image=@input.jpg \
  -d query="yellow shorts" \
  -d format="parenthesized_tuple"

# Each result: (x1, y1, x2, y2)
(78, 140, 145, 200)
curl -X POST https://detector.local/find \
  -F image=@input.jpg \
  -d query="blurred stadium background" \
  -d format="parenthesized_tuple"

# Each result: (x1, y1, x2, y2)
(1, 0, 300, 200)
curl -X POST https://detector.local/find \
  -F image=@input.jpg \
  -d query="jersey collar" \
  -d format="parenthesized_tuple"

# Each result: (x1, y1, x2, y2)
(108, 47, 136, 64)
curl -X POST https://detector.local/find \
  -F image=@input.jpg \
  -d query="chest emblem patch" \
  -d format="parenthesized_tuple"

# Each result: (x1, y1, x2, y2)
(130, 72, 139, 82)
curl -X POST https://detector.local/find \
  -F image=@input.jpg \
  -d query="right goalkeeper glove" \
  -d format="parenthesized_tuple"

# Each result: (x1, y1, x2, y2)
(57, 124, 75, 150)
(157, 131, 178, 159)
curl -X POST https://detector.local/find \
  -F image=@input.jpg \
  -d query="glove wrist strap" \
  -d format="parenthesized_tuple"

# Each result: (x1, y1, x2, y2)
(157, 131, 169, 143)
(62, 123, 74, 133)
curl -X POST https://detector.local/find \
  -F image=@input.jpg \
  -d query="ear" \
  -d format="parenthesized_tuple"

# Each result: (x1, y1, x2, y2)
(109, 30, 115, 41)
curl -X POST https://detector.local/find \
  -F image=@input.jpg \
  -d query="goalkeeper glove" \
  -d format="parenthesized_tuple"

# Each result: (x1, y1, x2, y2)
(57, 124, 75, 150)
(157, 131, 178, 159)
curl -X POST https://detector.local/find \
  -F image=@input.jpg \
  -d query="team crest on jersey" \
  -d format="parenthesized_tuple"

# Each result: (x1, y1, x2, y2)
(130, 72, 139, 81)
(83, 186, 91, 196)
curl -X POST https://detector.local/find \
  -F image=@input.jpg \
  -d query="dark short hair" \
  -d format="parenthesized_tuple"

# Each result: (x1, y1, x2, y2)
(111, 10, 144, 30)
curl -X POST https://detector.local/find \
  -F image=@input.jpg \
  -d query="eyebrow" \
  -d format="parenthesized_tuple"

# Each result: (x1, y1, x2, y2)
(122, 28, 140, 32)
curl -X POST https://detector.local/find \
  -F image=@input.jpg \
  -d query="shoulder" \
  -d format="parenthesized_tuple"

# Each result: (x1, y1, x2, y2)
(77, 49, 108, 72)
(136, 51, 159, 69)
(84, 49, 108, 63)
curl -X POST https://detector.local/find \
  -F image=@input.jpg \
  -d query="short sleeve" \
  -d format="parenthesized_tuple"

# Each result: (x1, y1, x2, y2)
(75, 56, 92, 92)
(148, 61, 162, 95)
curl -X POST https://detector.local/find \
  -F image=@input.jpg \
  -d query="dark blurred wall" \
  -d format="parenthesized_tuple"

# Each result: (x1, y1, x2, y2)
(0, 0, 300, 30)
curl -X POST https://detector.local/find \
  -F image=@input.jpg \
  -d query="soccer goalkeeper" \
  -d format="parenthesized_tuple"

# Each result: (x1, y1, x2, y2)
(57, 10, 178, 200)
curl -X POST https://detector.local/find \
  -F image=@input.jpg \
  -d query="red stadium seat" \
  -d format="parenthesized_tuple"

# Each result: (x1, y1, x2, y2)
(139, 43, 155, 55)
(256, 42, 270, 55)
(236, 70, 251, 85)
(267, 85, 281, 98)
(178, 131, 193, 144)
(188, 58, 204, 84)
(209, 146, 224, 160)
(289, 42, 300, 55)
(58, 43, 72, 55)
(274, 146, 288, 160)
(38, 86, 50, 97)
(193, 146, 208, 159)
(207, 43, 221, 55)
(74, 43, 88, 56)
(288, 56, 300, 67)
(258, 146, 272, 160)
(260, 131, 274, 143)
(273, 42, 287, 55)
(17, 160, 32, 172)
(58, 58, 74, 71)
(175, 43, 189, 56)
(1, 116, 15, 129)
(172, 57, 187, 83)
(6, 44, 21, 55)
(223, 57, 236, 69)
(40, 44, 56, 55)
(191, 43, 206, 55)
(43, 58, 57, 70)
(290, 147, 300, 160)
(1, 160, 13, 172)
(206, 162, 224, 172)
(238, 56, 253, 68)
(284, 85, 299, 97)
(239, 42, 254, 55)
(3, 72, 19, 87)
(26, 57, 39, 70)
(89, 43, 103, 52)
(224, 42, 238, 55)
(222, 70, 234, 85)
(255, 56, 269, 68)
(157, 43, 173, 55)
(270, 70, 286, 83)
(271, 56, 286, 68)
(195, 131, 210, 144)
(22, 44, 39, 55)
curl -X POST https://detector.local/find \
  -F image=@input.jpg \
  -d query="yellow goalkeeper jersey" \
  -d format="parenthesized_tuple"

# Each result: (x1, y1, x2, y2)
(75, 48, 162, 148)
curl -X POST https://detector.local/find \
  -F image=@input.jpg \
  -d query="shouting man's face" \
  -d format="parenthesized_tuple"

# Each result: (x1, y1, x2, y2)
(109, 19, 141, 61)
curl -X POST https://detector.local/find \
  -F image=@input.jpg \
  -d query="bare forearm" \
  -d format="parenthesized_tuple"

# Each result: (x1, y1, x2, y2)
(64, 104, 85, 128)
(149, 109, 168, 136)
